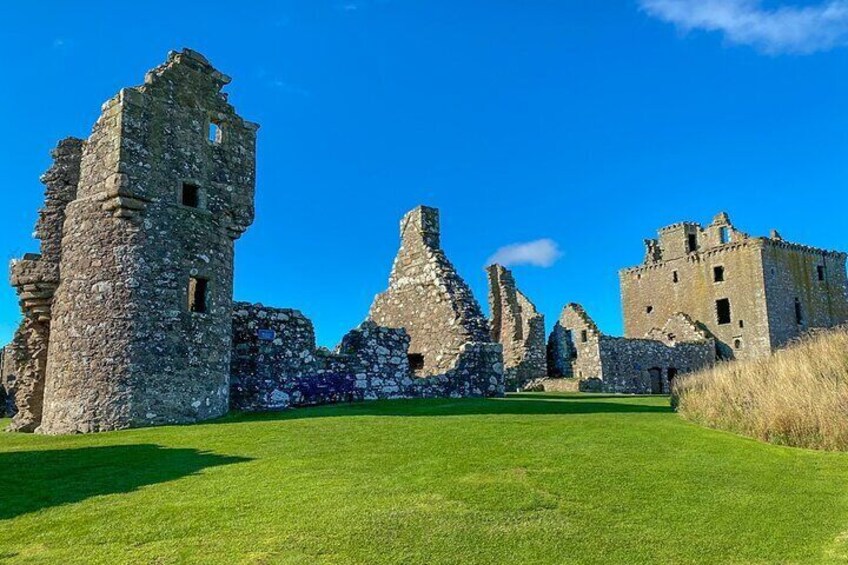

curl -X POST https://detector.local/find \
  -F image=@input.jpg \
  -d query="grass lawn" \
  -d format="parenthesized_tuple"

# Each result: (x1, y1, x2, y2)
(2, 393, 848, 564)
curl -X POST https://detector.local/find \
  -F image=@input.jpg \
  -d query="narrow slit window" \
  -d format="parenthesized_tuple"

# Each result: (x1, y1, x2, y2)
(673, 271, 679, 283)
(734, 339, 742, 350)
(208, 120, 223, 144)
(817, 265, 826, 281)
(716, 299, 731, 325)
(795, 298, 804, 325)
(713, 266, 725, 282)
(581, 330, 588, 343)
(739, 320, 744, 328)
(188, 277, 209, 314)
(182, 183, 200, 208)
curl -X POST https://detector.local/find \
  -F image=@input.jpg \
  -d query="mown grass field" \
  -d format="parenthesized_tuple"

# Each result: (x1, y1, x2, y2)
(2, 393, 848, 564)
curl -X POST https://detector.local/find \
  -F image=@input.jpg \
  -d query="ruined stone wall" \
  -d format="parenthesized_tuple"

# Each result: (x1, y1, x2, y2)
(761, 242, 848, 350)
(594, 336, 714, 394)
(550, 304, 715, 394)
(486, 264, 547, 390)
(548, 304, 603, 381)
(369, 206, 492, 377)
(4, 138, 83, 431)
(231, 302, 503, 410)
(40, 50, 257, 434)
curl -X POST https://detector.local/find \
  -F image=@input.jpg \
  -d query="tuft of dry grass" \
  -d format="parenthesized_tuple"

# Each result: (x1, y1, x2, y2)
(673, 328, 848, 451)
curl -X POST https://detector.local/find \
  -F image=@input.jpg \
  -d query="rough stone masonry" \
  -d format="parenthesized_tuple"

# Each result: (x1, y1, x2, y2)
(486, 264, 547, 391)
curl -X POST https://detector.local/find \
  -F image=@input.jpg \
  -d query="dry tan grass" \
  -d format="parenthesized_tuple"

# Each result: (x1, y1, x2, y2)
(672, 328, 848, 451)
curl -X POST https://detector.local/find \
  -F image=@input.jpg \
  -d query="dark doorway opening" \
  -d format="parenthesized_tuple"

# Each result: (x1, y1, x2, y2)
(649, 368, 663, 394)
(667, 368, 678, 392)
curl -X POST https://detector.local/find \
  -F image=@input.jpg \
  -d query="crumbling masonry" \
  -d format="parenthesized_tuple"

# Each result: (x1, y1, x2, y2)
(486, 264, 547, 390)
(3, 53, 504, 434)
(547, 304, 714, 394)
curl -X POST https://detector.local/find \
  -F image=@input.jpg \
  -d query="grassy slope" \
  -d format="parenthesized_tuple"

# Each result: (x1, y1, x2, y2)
(1, 394, 848, 564)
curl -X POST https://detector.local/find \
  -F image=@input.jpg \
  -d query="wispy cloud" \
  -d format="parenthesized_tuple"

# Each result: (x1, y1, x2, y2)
(272, 79, 310, 97)
(53, 38, 66, 48)
(639, 0, 848, 54)
(486, 239, 562, 268)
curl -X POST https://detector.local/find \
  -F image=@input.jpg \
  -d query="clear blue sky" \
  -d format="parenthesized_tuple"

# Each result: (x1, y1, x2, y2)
(1, 1, 847, 347)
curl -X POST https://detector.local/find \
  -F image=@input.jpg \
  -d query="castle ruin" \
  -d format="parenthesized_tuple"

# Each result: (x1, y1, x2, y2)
(4, 50, 848, 432)
(621, 212, 848, 359)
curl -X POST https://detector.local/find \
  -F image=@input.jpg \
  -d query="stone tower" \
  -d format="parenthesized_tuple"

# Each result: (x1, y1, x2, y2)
(369, 206, 492, 377)
(38, 49, 258, 434)
(486, 264, 547, 390)
(621, 212, 848, 360)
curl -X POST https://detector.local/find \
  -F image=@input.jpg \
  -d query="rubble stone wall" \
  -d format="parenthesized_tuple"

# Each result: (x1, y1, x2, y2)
(4, 138, 82, 431)
(487, 264, 547, 391)
(231, 302, 503, 410)
(369, 206, 492, 377)
(549, 304, 715, 394)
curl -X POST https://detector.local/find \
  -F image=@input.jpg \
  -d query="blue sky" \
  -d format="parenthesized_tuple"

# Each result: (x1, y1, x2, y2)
(1, 1, 847, 347)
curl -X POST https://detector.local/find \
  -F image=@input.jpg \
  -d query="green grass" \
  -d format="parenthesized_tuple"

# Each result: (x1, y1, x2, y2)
(2, 393, 848, 564)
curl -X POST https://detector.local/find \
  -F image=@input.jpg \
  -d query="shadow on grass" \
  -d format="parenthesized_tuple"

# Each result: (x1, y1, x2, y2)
(0, 445, 249, 521)
(223, 394, 673, 425)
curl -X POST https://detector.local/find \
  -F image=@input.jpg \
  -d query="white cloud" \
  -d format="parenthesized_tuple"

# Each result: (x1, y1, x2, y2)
(486, 239, 562, 269)
(639, 0, 848, 54)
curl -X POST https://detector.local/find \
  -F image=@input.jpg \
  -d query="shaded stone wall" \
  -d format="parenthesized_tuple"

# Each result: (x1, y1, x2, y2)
(762, 241, 848, 350)
(486, 264, 547, 391)
(231, 302, 503, 410)
(621, 212, 848, 360)
(4, 138, 82, 431)
(369, 206, 492, 376)
(40, 50, 257, 434)
(549, 304, 715, 394)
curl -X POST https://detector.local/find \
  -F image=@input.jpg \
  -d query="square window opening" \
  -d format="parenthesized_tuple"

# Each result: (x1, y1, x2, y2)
(720, 226, 731, 244)
(734, 339, 742, 350)
(646, 305, 654, 314)
(713, 266, 725, 282)
(181, 182, 200, 208)
(188, 277, 209, 314)
(408, 353, 425, 373)
(716, 298, 731, 325)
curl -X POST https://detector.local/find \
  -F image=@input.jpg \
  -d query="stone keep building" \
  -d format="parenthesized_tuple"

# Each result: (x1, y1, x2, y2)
(548, 304, 715, 394)
(369, 206, 495, 377)
(621, 212, 848, 360)
(486, 264, 547, 391)
(7, 49, 258, 434)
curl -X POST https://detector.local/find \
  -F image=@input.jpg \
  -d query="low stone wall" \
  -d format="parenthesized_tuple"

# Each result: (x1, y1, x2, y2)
(538, 378, 581, 393)
(230, 302, 504, 411)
